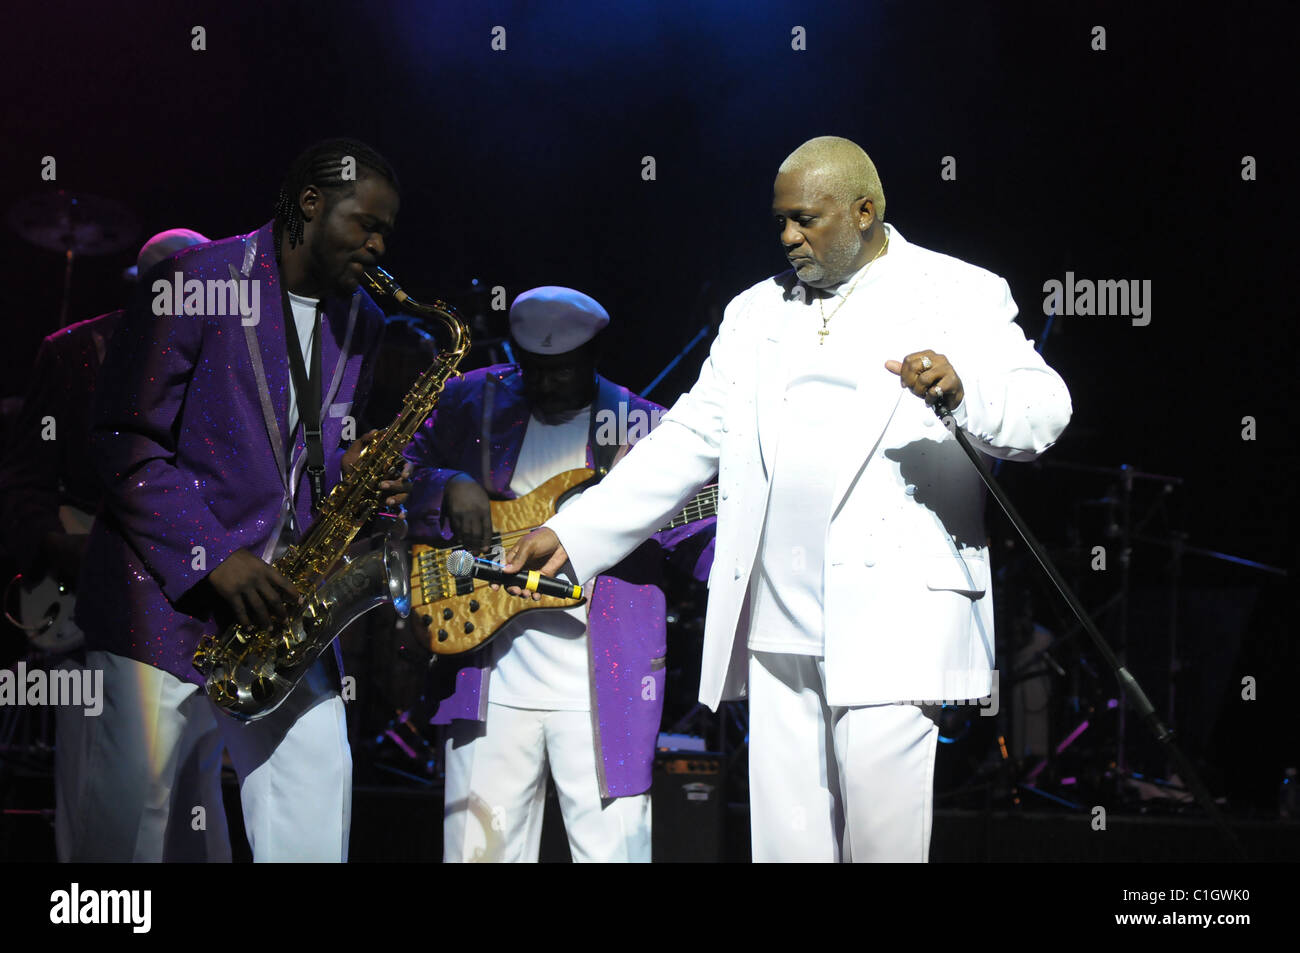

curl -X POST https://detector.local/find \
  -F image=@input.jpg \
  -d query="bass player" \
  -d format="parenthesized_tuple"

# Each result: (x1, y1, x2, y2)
(404, 286, 713, 862)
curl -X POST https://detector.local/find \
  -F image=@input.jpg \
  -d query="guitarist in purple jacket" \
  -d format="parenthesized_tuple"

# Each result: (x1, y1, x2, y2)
(404, 287, 713, 862)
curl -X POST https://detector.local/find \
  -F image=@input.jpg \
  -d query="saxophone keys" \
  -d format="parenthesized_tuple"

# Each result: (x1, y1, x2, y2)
(206, 677, 237, 706)
(192, 636, 218, 674)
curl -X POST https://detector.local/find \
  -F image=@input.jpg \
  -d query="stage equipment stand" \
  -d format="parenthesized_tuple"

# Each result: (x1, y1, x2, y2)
(934, 401, 1246, 859)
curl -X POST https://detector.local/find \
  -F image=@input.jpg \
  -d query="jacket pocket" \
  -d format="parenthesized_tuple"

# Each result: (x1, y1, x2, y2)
(924, 553, 988, 598)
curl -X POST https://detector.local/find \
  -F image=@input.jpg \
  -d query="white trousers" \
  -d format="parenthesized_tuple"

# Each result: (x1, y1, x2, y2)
(748, 651, 940, 862)
(442, 703, 651, 862)
(60, 650, 351, 862)
(53, 657, 90, 862)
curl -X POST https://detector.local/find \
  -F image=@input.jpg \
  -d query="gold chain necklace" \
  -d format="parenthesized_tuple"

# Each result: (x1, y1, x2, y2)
(816, 233, 890, 345)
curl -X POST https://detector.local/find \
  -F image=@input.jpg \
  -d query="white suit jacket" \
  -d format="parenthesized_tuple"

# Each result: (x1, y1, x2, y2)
(549, 226, 1072, 710)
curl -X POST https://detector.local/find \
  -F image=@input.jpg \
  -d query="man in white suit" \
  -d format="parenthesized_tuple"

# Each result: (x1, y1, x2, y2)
(504, 136, 1072, 862)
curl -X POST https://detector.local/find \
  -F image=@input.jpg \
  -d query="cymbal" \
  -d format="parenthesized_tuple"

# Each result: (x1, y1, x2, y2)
(1033, 458, 1183, 485)
(7, 190, 138, 256)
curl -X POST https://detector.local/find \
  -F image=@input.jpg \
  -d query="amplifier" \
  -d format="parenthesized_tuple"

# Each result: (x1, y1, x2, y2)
(652, 749, 725, 862)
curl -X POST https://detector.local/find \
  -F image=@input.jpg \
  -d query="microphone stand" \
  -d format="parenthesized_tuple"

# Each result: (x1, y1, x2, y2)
(934, 401, 1246, 860)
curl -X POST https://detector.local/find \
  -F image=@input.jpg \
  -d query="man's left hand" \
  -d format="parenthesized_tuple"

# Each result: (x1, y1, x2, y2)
(885, 350, 964, 410)
(342, 430, 413, 509)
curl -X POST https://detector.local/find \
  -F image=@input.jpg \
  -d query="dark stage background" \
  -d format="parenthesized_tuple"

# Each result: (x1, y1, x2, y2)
(1, 0, 1295, 846)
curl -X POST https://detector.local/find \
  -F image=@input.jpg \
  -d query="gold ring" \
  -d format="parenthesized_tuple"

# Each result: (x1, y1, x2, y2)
(920, 356, 933, 371)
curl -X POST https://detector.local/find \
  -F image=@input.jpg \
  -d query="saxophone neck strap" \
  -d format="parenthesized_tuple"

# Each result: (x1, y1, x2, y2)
(282, 284, 325, 514)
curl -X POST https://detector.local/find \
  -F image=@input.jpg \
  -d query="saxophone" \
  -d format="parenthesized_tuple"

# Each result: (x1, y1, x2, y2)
(193, 266, 471, 721)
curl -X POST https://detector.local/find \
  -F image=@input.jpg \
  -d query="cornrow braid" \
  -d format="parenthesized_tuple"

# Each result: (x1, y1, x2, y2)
(273, 137, 400, 259)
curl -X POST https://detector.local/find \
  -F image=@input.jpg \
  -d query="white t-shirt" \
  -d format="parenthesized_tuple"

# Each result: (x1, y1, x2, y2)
(285, 291, 321, 450)
(487, 406, 594, 711)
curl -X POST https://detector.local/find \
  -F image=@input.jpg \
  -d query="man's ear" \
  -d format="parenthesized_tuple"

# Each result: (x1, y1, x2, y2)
(298, 185, 323, 228)
(857, 197, 877, 230)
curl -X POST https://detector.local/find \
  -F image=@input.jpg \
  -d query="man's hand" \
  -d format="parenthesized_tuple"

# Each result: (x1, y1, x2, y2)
(379, 461, 413, 509)
(340, 429, 376, 475)
(443, 472, 493, 553)
(207, 548, 301, 629)
(502, 528, 569, 601)
(885, 350, 964, 410)
(342, 430, 413, 510)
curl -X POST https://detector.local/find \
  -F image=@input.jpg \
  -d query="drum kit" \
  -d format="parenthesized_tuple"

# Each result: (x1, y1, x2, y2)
(934, 456, 1286, 821)
(6, 189, 138, 330)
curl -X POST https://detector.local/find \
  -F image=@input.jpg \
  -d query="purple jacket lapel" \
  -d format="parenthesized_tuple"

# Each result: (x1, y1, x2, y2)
(243, 223, 291, 454)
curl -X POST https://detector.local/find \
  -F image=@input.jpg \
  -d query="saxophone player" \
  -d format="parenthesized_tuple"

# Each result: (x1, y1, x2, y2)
(67, 138, 409, 862)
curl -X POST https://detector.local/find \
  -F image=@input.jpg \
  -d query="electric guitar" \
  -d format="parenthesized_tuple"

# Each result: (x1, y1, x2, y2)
(410, 468, 717, 655)
(4, 506, 93, 654)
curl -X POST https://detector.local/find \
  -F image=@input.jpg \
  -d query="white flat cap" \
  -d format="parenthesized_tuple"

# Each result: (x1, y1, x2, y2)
(509, 286, 610, 354)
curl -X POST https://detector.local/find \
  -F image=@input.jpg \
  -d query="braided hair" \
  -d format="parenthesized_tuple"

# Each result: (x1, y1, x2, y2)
(273, 138, 400, 258)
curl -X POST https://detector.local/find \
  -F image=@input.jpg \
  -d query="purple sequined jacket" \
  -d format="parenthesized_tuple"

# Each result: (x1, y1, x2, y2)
(403, 364, 714, 798)
(75, 221, 385, 685)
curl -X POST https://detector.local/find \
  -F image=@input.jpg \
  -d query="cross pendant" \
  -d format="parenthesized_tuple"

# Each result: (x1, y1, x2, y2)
(818, 327, 829, 345)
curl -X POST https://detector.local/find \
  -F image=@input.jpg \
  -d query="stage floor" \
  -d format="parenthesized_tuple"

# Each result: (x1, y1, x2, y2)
(3, 768, 1296, 862)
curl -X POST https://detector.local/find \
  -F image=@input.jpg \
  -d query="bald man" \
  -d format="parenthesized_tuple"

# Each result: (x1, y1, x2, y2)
(506, 136, 1072, 862)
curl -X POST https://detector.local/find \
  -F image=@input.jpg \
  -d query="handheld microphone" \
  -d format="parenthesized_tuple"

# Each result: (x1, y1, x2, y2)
(445, 549, 583, 600)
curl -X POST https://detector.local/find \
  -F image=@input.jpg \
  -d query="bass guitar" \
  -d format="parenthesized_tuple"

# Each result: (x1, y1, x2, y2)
(410, 468, 716, 655)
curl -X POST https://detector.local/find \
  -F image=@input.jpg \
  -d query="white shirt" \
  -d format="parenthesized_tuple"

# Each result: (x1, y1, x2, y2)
(487, 406, 594, 711)
(285, 291, 321, 450)
(747, 241, 890, 654)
